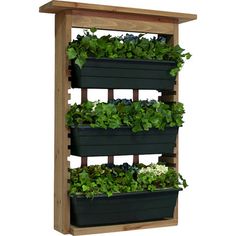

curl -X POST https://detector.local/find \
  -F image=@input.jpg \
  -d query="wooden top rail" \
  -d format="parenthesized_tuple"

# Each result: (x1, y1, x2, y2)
(39, 1, 197, 24)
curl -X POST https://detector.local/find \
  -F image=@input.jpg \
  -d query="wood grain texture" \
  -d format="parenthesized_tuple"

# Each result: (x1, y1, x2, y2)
(158, 23, 179, 222)
(72, 12, 175, 34)
(39, 1, 192, 233)
(71, 219, 177, 235)
(39, 1, 197, 24)
(159, 155, 177, 164)
(54, 11, 71, 234)
(170, 23, 179, 222)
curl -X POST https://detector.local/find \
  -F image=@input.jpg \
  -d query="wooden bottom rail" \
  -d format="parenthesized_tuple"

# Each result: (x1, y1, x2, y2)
(70, 218, 178, 236)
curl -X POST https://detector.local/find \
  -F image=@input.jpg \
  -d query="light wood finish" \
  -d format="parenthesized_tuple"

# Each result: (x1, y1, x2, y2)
(170, 23, 179, 221)
(71, 219, 177, 235)
(39, 1, 196, 234)
(159, 155, 177, 164)
(71, 12, 175, 34)
(40, 1, 197, 24)
(158, 23, 179, 222)
(54, 11, 72, 234)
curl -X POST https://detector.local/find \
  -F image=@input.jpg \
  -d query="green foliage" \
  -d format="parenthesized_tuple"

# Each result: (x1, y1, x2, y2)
(67, 28, 191, 76)
(69, 163, 187, 198)
(66, 99, 185, 132)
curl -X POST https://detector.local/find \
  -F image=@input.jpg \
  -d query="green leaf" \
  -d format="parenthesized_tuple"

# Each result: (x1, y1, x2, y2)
(185, 52, 192, 59)
(90, 27, 97, 33)
(66, 100, 185, 132)
(82, 185, 90, 191)
(75, 57, 85, 68)
(66, 28, 191, 75)
(67, 47, 77, 59)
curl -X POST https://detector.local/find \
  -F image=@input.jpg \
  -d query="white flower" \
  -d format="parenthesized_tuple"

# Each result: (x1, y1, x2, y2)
(139, 164, 168, 176)
(92, 101, 99, 111)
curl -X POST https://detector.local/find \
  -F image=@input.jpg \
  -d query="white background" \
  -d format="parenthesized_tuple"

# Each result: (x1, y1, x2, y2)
(0, 0, 236, 235)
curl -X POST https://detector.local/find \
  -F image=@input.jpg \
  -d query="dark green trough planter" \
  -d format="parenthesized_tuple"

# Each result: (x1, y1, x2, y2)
(70, 188, 180, 227)
(70, 58, 176, 90)
(69, 126, 178, 156)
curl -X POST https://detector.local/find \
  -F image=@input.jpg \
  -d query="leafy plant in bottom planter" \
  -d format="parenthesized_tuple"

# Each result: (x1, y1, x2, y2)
(66, 100, 184, 156)
(69, 162, 187, 227)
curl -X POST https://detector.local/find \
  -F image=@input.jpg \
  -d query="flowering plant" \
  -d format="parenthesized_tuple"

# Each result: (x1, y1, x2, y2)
(69, 163, 187, 198)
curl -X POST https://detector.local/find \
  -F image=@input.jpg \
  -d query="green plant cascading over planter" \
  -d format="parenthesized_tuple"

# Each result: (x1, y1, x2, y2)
(69, 162, 187, 198)
(67, 28, 191, 76)
(66, 99, 185, 132)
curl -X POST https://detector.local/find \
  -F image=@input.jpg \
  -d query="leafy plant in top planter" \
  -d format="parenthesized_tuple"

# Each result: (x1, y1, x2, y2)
(66, 100, 184, 156)
(69, 162, 187, 227)
(67, 28, 191, 76)
(66, 29, 191, 90)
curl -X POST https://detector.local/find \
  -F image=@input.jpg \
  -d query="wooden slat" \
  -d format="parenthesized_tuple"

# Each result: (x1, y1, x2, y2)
(133, 89, 139, 164)
(39, 1, 197, 24)
(157, 24, 179, 222)
(54, 11, 71, 234)
(159, 94, 177, 102)
(81, 88, 88, 102)
(171, 23, 179, 222)
(72, 12, 175, 34)
(108, 89, 114, 164)
(159, 87, 177, 102)
(108, 89, 114, 101)
(159, 156, 177, 164)
(108, 156, 114, 164)
(70, 219, 177, 235)
(133, 89, 139, 101)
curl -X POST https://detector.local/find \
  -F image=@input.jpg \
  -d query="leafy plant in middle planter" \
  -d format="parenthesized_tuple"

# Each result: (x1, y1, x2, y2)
(69, 162, 187, 198)
(66, 99, 185, 132)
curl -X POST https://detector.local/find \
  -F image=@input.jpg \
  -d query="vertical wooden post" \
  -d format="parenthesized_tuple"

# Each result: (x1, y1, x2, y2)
(54, 11, 72, 234)
(173, 23, 179, 222)
(169, 23, 179, 222)
(158, 24, 179, 222)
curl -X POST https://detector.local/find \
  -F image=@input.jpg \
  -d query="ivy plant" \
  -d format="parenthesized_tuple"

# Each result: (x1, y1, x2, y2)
(69, 162, 187, 198)
(66, 99, 185, 132)
(67, 28, 191, 76)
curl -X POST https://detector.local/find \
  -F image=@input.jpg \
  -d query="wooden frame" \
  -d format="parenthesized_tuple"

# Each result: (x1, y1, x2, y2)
(39, 1, 196, 235)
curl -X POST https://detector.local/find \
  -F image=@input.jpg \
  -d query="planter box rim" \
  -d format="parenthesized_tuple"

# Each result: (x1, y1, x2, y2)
(71, 125, 179, 130)
(73, 57, 176, 65)
(70, 188, 182, 199)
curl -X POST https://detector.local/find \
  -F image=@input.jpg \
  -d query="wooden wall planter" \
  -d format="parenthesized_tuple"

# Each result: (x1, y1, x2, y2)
(39, 1, 196, 235)
(70, 189, 180, 227)
(70, 126, 178, 156)
(70, 58, 176, 90)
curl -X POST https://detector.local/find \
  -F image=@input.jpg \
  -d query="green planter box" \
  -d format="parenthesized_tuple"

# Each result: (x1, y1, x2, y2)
(70, 188, 180, 227)
(70, 58, 176, 90)
(69, 126, 178, 156)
